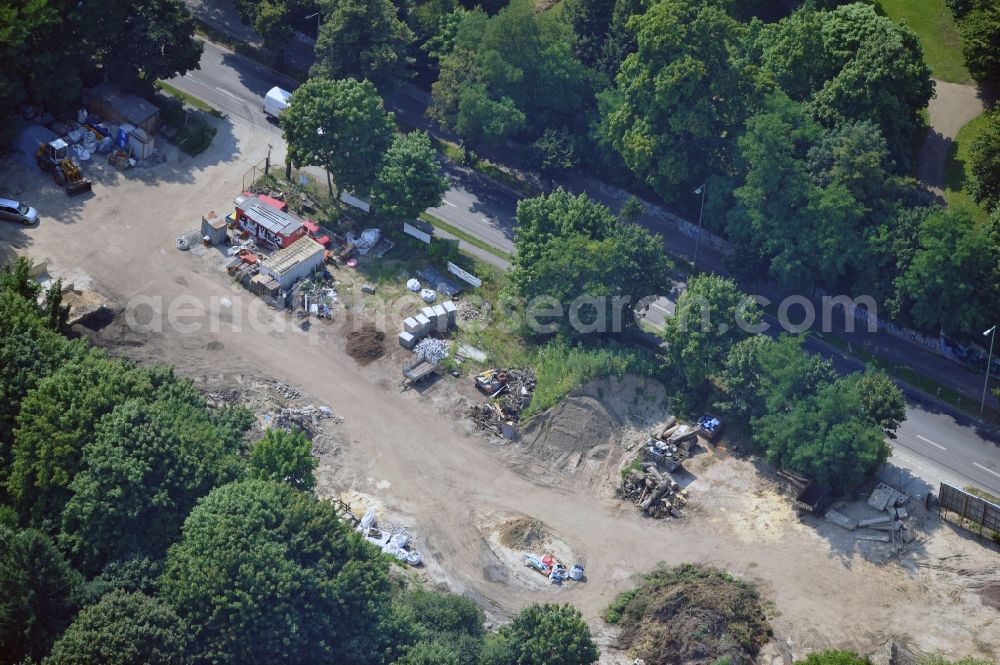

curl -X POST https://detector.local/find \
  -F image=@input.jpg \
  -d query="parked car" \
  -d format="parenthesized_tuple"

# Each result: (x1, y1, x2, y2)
(0, 198, 39, 225)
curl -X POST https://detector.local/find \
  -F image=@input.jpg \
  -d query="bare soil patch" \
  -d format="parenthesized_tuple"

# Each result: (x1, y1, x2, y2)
(345, 324, 385, 365)
(981, 580, 1000, 610)
(498, 517, 548, 550)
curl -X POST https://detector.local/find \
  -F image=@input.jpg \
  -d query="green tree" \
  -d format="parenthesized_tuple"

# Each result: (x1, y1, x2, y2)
(60, 397, 241, 574)
(456, 84, 525, 149)
(161, 480, 393, 664)
(564, 0, 616, 67)
(312, 0, 414, 87)
(756, 4, 933, 165)
(510, 190, 672, 336)
(717, 334, 776, 424)
(661, 274, 762, 391)
(727, 94, 863, 289)
(394, 589, 485, 665)
(430, 0, 593, 142)
(488, 603, 598, 665)
(281, 77, 395, 197)
(43, 591, 188, 665)
(253, 0, 295, 50)
(8, 353, 146, 525)
(960, 4, 1000, 88)
(532, 128, 578, 184)
(601, 0, 764, 201)
(852, 371, 906, 439)
(894, 207, 992, 335)
(969, 110, 1000, 210)
(752, 377, 890, 490)
(0, 526, 82, 665)
(248, 428, 317, 491)
(371, 131, 448, 220)
(99, 0, 203, 94)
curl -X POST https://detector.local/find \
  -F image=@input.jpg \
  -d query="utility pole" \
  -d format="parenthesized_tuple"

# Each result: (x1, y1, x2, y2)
(981, 324, 996, 416)
(692, 184, 706, 272)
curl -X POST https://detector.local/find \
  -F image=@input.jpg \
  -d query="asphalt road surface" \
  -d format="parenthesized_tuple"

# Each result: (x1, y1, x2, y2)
(171, 40, 1000, 496)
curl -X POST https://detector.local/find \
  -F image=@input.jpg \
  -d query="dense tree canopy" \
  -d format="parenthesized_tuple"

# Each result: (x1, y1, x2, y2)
(281, 77, 396, 196)
(969, 110, 1000, 210)
(600, 0, 764, 201)
(44, 591, 189, 665)
(510, 190, 673, 336)
(60, 397, 242, 574)
(661, 274, 762, 391)
(312, 0, 414, 87)
(247, 428, 317, 491)
(0, 526, 81, 665)
(430, 0, 594, 144)
(960, 4, 1000, 88)
(161, 480, 393, 664)
(487, 603, 599, 665)
(753, 4, 933, 165)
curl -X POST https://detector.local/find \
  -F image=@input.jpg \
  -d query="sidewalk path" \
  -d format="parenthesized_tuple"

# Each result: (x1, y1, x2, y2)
(916, 78, 985, 194)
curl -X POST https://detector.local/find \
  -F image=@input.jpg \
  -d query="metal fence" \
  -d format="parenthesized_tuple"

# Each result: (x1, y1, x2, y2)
(938, 483, 1000, 537)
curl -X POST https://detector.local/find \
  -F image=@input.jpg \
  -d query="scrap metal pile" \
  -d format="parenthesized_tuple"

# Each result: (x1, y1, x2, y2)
(467, 368, 537, 436)
(620, 463, 689, 519)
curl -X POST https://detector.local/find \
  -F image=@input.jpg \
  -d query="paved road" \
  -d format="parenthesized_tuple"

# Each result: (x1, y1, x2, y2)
(172, 40, 1000, 496)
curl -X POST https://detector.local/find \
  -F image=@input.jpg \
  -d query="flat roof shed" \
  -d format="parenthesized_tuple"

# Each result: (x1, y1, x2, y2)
(258, 236, 325, 288)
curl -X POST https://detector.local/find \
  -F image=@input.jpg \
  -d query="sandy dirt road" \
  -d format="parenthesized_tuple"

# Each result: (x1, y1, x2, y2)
(1, 124, 998, 661)
(916, 78, 986, 194)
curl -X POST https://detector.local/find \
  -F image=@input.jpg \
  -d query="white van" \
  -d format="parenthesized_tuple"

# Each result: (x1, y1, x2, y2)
(263, 87, 292, 119)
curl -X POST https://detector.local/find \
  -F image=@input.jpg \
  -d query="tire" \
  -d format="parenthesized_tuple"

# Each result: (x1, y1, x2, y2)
(53, 169, 67, 186)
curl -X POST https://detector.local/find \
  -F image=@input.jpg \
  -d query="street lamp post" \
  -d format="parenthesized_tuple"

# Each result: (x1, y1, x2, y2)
(981, 324, 997, 416)
(692, 184, 706, 272)
(306, 11, 322, 38)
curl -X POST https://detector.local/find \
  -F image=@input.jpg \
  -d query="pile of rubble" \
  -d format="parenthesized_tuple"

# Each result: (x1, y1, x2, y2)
(620, 463, 689, 519)
(824, 482, 916, 548)
(456, 300, 484, 322)
(272, 404, 342, 430)
(415, 337, 450, 363)
(468, 368, 536, 436)
(274, 382, 301, 399)
(356, 507, 422, 566)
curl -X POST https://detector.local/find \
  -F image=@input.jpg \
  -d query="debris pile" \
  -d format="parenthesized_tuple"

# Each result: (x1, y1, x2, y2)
(457, 300, 484, 322)
(619, 462, 688, 519)
(521, 553, 584, 584)
(346, 325, 386, 365)
(467, 368, 537, 435)
(272, 404, 342, 431)
(356, 507, 422, 566)
(415, 337, 449, 363)
(640, 418, 696, 471)
(273, 382, 301, 400)
(823, 482, 916, 548)
(346, 228, 380, 255)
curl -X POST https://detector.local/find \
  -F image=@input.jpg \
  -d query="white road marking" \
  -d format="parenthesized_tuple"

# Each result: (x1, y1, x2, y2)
(973, 462, 1000, 479)
(481, 217, 491, 223)
(442, 200, 457, 208)
(916, 435, 946, 451)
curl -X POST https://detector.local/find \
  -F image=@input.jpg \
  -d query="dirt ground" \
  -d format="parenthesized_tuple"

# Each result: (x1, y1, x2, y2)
(2, 129, 999, 663)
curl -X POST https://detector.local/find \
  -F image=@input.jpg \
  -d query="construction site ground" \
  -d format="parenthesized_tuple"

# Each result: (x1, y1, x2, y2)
(1, 132, 998, 663)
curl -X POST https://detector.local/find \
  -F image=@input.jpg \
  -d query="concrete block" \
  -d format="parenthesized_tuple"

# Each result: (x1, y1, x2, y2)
(858, 515, 893, 528)
(403, 317, 421, 334)
(398, 332, 417, 350)
(414, 313, 431, 333)
(442, 300, 458, 326)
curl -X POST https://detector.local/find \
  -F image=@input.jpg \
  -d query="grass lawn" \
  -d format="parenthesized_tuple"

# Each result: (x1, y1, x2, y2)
(943, 110, 990, 224)
(877, 0, 972, 84)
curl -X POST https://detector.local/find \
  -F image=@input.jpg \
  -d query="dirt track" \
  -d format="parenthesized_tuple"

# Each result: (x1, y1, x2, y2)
(2, 125, 998, 661)
(916, 78, 986, 194)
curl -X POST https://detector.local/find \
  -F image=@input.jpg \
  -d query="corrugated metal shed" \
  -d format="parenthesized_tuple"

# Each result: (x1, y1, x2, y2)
(259, 236, 325, 288)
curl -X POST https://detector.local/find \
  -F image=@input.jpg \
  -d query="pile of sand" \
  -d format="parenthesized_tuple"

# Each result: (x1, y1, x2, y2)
(518, 395, 621, 478)
(497, 517, 548, 550)
(345, 325, 385, 365)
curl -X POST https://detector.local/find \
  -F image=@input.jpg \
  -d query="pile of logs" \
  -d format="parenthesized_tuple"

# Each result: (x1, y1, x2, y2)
(620, 462, 688, 519)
